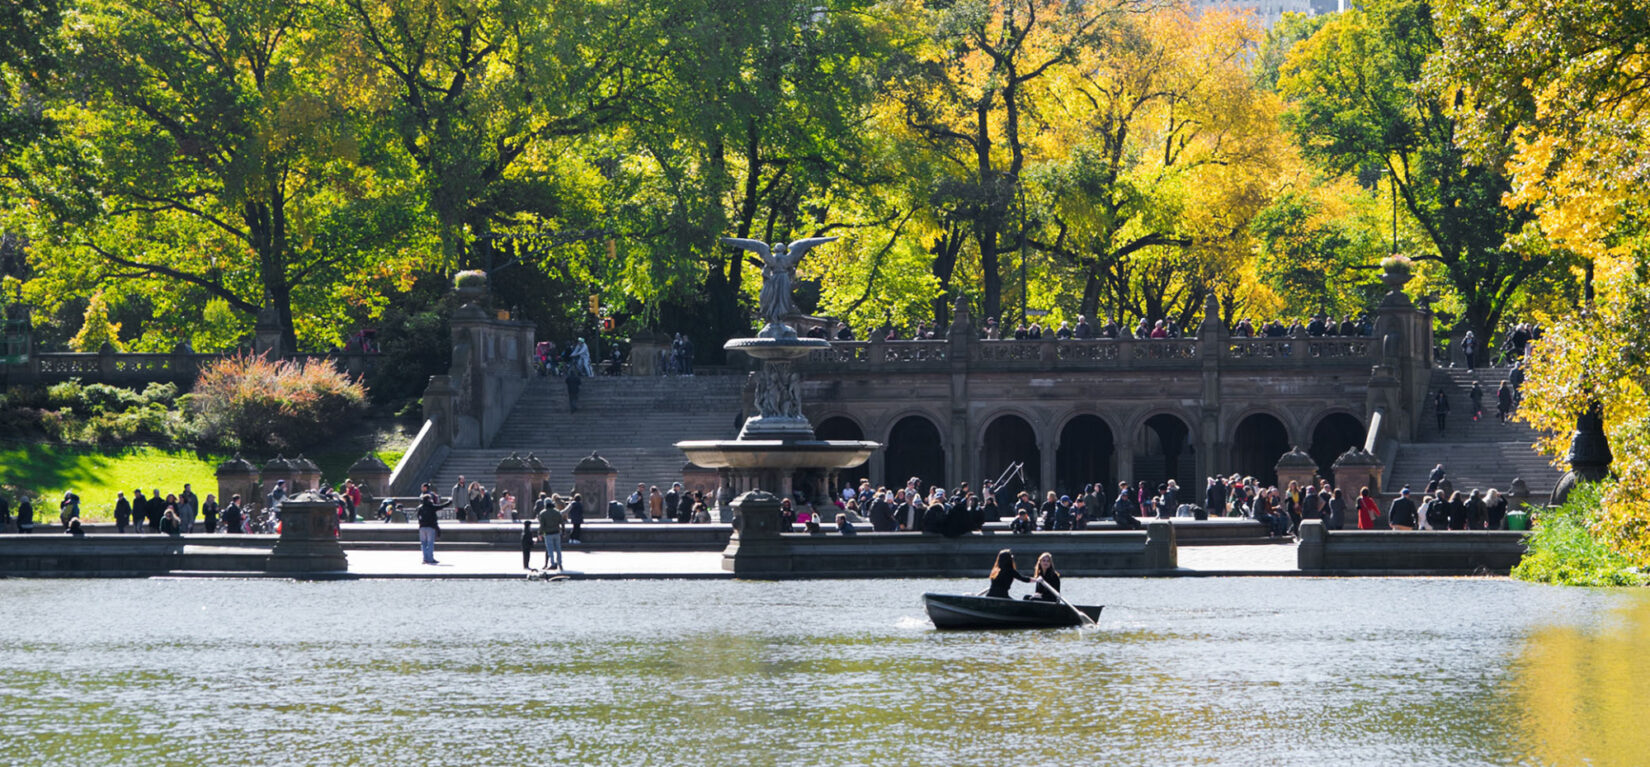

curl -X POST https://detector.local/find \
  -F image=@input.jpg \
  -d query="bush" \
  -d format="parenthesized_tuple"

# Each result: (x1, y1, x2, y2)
(189, 353, 369, 452)
(453, 269, 488, 288)
(1380, 254, 1413, 274)
(46, 380, 85, 412)
(141, 382, 179, 407)
(1512, 482, 1649, 587)
(81, 383, 146, 414)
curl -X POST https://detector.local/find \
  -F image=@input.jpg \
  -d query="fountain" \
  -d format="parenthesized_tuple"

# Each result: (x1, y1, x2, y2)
(675, 236, 880, 514)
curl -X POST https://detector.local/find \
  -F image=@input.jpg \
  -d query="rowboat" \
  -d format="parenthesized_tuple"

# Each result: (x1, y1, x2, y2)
(923, 592, 1103, 630)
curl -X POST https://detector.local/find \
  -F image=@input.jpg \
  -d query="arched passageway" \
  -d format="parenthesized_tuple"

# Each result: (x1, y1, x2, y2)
(1231, 413, 1291, 487)
(884, 415, 945, 493)
(1309, 413, 1365, 481)
(1135, 414, 1194, 492)
(1056, 415, 1113, 498)
(980, 414, 1041, 499)
(816, 416, 869, 487)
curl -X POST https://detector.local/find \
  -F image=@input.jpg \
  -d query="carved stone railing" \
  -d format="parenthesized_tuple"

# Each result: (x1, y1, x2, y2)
(9, 350, 381, 385)
(795, 334, 1374, 374)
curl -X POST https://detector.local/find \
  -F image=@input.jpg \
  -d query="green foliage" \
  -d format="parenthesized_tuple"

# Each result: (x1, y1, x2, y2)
(453, 270, 488, 289)
(189, 354, 368, 452)
(1251, 190, 1386, 318)
(1513, 482, 1650, 588)
(67, 290, 123, 352)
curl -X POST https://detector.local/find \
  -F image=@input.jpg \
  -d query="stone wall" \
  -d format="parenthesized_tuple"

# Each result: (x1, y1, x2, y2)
(1296, 520, 1527, 574)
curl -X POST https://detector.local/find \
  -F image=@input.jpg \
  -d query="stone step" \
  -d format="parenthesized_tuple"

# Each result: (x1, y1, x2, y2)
(1387, 440, 1560, 497)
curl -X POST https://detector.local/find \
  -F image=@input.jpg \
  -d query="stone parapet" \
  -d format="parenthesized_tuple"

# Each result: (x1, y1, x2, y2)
(1296, 520, 1526, 574)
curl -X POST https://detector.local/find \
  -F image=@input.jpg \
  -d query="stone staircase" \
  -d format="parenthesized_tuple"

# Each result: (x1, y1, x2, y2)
(426, 375, 748, 497)
(1387, 367, 1561, 497)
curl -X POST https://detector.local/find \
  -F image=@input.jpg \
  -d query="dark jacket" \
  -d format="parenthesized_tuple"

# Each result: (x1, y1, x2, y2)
(868, 499, 896, 532)
(942, 501, 972, 538)
(221, 503, 243, 533)
(987, 564, 1031, 598)
(566, 500, 585, 525)
(1031, 571, 1062, 602)
(114, 497, 132, 522)
(417, 492, 449, 529)
(1388, 497, 1418, 528)
(920, 503, 946, 535)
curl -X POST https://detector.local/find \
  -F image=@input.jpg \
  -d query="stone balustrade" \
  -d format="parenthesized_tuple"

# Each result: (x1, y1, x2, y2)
(799, 334, 1375, 373)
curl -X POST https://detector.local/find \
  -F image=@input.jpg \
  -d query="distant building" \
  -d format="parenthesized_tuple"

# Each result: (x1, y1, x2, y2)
(1187, 0, 1342, 28)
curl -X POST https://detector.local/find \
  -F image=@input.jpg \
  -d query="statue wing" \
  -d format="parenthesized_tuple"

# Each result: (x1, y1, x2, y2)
(781, 236, 839, 266)
(720, 237, 771, 260)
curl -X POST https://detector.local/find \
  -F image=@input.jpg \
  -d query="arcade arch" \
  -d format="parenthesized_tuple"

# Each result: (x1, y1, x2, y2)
(979, 413, 1040, 498)
(884, 415, 945, 492)
(1055, 414, 1114, 497)
(1134, 413, 1194, 491)
(1231, 412, 1291, 486)
(1309, 412, 1365, 481)
(816, 415, 870, 487)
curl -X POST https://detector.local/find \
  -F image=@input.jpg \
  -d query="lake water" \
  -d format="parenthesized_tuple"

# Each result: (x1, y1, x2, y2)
(1, 577, 1647, 766)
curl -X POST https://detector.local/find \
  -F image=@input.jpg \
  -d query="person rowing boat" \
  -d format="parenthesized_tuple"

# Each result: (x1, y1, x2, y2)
(986, 549, 1031, 597)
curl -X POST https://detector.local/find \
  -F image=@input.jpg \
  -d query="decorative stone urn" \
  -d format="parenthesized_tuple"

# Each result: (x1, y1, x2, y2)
(1273, 446, 1319, 492)
(572, 452, 618, 517)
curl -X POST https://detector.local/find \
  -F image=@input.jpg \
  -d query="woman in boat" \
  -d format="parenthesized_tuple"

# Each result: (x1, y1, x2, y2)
(1028, 552, 1061, 602)
(986, 549, 1031, 598)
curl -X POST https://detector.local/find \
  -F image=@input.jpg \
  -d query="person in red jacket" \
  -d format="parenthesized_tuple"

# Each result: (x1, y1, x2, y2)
(1356, 487, 1380, 530)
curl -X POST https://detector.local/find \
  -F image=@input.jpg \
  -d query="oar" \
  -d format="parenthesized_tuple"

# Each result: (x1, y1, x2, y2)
(1033, 577, 1097, 628)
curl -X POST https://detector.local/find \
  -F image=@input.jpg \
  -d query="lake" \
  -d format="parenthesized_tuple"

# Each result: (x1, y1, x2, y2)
(1, 577, 1646, 766)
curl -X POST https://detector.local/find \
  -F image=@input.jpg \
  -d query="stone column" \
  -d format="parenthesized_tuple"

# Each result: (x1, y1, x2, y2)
(215, 455, 261, 511)
(347, 453, 392, 502)
(572, 452, 618, 519)
(265, 495, 348, 574)
(1274, 446, 1318, 491)
(421, 374, 458, 446)
(1197, 293, 1226, 483)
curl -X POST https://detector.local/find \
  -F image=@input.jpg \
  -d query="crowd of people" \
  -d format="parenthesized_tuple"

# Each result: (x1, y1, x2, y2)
(0, 476, 389, 537)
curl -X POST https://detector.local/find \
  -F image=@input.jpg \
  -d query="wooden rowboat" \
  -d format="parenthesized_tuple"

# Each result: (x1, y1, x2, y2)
(923, 592, 1103, 630)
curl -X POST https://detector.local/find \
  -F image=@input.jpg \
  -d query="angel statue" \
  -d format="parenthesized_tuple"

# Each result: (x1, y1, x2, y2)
(720, 236, 839, 336)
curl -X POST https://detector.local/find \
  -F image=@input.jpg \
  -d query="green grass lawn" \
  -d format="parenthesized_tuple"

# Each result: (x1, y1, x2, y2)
(0, 444, 409, 521)
(0, 445, 226, 521)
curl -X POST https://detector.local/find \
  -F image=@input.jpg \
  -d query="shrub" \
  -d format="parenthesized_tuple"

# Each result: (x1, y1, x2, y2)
(1512, 482, 1649, 587)
(189, 353, 369, 452)
(1379, 254, 1413, 274)
(81, 383, 146, 414)
(140, 382, 179, 408)
(453, 269, 488, 288)
(46, 380, 85, 413)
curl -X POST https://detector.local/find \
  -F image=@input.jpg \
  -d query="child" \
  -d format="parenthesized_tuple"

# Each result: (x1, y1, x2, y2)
(520, 521, 535, 570)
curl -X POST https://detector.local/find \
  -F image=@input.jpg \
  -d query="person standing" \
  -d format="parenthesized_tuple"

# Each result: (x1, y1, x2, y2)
(160, 507, 182, 538)
(1497, 380, 1515, 422)
(264, 480, 287, 516)
(0, 492, 8, 533)
(565, 493, 585, 544)
(565, 368, 582, 412)
(649, 485, 664, 521)
(202, 494, 220, 534)
(415, 482, 448, 565)
(17, 495, 34, 534)
(520, 521, 536, 570)
(1434, 389, 1450, 433)
(1112, 482, 1142, 530)
(1387, 488, 1418, 531)
(626, 483, 648, 523)
(663, 483, 681, 524)
(1462, 330, 1477, 370)
(537, 494, 564, 570)
(1356, 487, 1379, 530)
(59, 491, 80, 529)
(450, 475, 469, 522)
(1325, 488, 1347, 530)
(178, 483, 199, 533)
(132, 489, 149, 532)
(114, 492, 132, 534)
(221, 495, 244, 535)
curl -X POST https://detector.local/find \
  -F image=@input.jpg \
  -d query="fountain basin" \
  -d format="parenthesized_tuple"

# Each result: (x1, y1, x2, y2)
(724, 336, 827, 361)
(675, 439, 878, 471)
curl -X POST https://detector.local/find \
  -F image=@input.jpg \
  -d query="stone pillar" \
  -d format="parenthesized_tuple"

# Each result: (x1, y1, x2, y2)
(628, 331, 670, 376)
(525, 453, 552, 499)
(215, 455, 261, 511)
(292, 454, 322, 492)
(572, 452, 618, 520)
(1273, 446, 1318, 491)
(947, 294, 972, 490)
(253, 303, 285, 358)
(494, 453, 533, 516)
(1297, 520, 1326, 572)
(265, 495, 348, 575)
(347, 453, 391, 502)
(1144, 519, 1177, 571)
(1330, 446, 1385, 495)
(261, 456, 298, 506)
(421, 374, 458, 446)
(1198, 293, 1226, 483)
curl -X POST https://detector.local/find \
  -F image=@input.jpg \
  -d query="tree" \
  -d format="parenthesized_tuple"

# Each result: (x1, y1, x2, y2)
(68, 289, 123, 352)
(878, 0, 1126, 325)
(13, 0, 424, 352)
(1030, 6, 1288, 327)
(0, 0, 61, 165)
(1434, 0, 1650, 565)
(1279, 0, 1544, 358)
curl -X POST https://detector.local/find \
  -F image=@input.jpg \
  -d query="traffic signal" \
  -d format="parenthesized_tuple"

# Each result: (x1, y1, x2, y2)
(601, 317, 615, 331)
(588, 294, 599, 314)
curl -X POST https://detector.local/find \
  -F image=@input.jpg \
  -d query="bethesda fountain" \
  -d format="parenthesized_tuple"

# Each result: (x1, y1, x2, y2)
(675, 236, 880, 515)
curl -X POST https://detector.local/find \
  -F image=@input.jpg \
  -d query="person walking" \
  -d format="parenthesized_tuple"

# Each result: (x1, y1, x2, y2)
(1497, 380, 1515, 422)
(537, 494, 564, 570)
(571, 337, 594, 377)
(1356, 487, 1379, 530)
(1469, 381, 1484, 422)
(450, 475, 469, 522)
(416, 482, 449, 565)
(114, 492, 132, 534)
(1434, 389, 1450, 433)
(1461, 330, 1477, 370)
